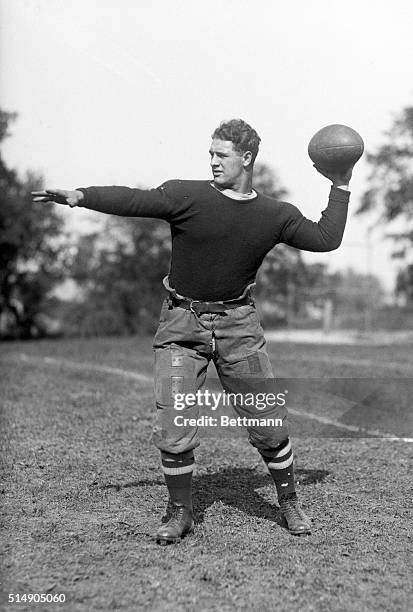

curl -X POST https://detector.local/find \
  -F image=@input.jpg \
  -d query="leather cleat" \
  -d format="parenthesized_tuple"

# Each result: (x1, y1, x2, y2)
(156, 502, 194, 545)
(279, 492, 312, 536)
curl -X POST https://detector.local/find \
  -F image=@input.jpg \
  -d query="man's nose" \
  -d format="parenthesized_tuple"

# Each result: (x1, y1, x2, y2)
(210, 154, 219, 167)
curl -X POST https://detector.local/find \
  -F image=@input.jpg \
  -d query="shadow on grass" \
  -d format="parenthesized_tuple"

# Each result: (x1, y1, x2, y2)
(192, 467, 327, 526)
(99, 466, 328, 527)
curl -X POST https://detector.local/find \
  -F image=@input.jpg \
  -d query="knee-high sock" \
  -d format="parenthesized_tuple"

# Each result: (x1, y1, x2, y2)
(260, 438, 295, 498)
(161, 450, 194, 509)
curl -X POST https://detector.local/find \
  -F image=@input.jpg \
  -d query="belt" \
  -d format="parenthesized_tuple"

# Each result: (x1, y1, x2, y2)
(169, 294, 254, 315)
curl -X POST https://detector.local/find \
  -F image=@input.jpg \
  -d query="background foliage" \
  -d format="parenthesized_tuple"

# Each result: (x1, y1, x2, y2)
(358, 105, 413, 304)
(0, 110, 67, 339)
(5, 105, 413, 338)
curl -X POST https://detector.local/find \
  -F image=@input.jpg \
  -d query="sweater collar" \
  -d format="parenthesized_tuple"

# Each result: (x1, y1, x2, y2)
(210, 181, 257, 201)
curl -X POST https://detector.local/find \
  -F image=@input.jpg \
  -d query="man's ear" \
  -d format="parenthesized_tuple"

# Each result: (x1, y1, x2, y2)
(242, 151, 253, 167)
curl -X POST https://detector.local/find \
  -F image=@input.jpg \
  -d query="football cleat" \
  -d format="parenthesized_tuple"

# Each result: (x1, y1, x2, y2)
(279, 492, 312, 536)
(155, 502, 194, 545)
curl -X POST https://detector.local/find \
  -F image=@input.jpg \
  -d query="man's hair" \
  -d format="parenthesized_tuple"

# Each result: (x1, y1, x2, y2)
(212, 119, 261, 164)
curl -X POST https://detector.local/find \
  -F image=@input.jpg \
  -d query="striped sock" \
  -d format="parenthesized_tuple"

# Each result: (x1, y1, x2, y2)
(260, 438, 296, 498)
(161, 450, 194, 508)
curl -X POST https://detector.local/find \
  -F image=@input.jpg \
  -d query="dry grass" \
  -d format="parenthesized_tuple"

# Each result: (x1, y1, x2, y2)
(1, 337, 412, 611)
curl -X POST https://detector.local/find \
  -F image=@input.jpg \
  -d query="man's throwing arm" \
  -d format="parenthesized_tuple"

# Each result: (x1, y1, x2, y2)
(279, 186, 350, 252)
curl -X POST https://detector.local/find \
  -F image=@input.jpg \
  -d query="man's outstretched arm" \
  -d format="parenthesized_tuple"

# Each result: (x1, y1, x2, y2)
(32, 183, 183, 221)
(279, 165, 352, 252)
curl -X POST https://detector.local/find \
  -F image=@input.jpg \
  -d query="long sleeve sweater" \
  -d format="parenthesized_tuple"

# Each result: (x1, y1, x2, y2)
(78, 179, 349, 301)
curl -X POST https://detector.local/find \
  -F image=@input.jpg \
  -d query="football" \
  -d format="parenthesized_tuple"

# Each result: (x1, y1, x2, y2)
(308, 124, 364, 170)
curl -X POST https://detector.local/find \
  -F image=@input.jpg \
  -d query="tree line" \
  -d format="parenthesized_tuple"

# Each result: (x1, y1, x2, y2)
(1, 107, 412, 339)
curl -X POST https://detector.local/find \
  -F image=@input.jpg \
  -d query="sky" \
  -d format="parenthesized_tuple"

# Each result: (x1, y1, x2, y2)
(1, 0, 413, 291)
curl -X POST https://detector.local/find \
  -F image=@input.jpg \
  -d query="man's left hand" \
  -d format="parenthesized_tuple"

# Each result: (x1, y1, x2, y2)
(313, 164, 353, 188)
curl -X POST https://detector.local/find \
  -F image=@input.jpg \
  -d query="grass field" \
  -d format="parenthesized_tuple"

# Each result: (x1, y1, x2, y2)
(1, 336, 412, 611)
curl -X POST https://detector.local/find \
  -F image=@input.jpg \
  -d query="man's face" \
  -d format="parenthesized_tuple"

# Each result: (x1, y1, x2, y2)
(209, 139, 249, 189)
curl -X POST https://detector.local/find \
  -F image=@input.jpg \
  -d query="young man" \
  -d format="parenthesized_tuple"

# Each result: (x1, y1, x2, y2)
(33, 119, 352, 543)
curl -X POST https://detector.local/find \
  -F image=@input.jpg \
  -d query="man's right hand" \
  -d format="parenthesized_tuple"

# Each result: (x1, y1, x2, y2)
(31, 189, 84, 207)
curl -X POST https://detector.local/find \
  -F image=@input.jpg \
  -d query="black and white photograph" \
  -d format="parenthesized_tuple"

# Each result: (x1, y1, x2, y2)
(1, 1, 412, 610)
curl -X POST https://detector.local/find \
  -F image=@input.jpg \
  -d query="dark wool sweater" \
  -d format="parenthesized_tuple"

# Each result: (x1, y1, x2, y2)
(78, 180, 349, 301)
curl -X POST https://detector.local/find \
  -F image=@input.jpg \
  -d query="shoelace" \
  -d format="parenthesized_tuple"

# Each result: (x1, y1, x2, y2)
(280, 495, 303, 521)
(282, 501, 303, 521)
(166, 506, 188, 528)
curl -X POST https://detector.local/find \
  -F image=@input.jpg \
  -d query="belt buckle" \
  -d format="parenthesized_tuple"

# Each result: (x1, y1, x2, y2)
(189, 300, 201, 315)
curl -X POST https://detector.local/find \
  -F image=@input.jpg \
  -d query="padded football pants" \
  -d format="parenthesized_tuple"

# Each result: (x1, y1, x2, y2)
(152, 297, 289, 455)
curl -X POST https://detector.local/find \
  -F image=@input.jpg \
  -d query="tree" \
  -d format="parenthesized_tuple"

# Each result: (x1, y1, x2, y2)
(358, 105, 413, 261)
(65, 215, 171, 335)
(252, 162, 288, 201)
(0, 110, 66, 338)
(331, 267, 384, 316)
(395, 264, 413, 304)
